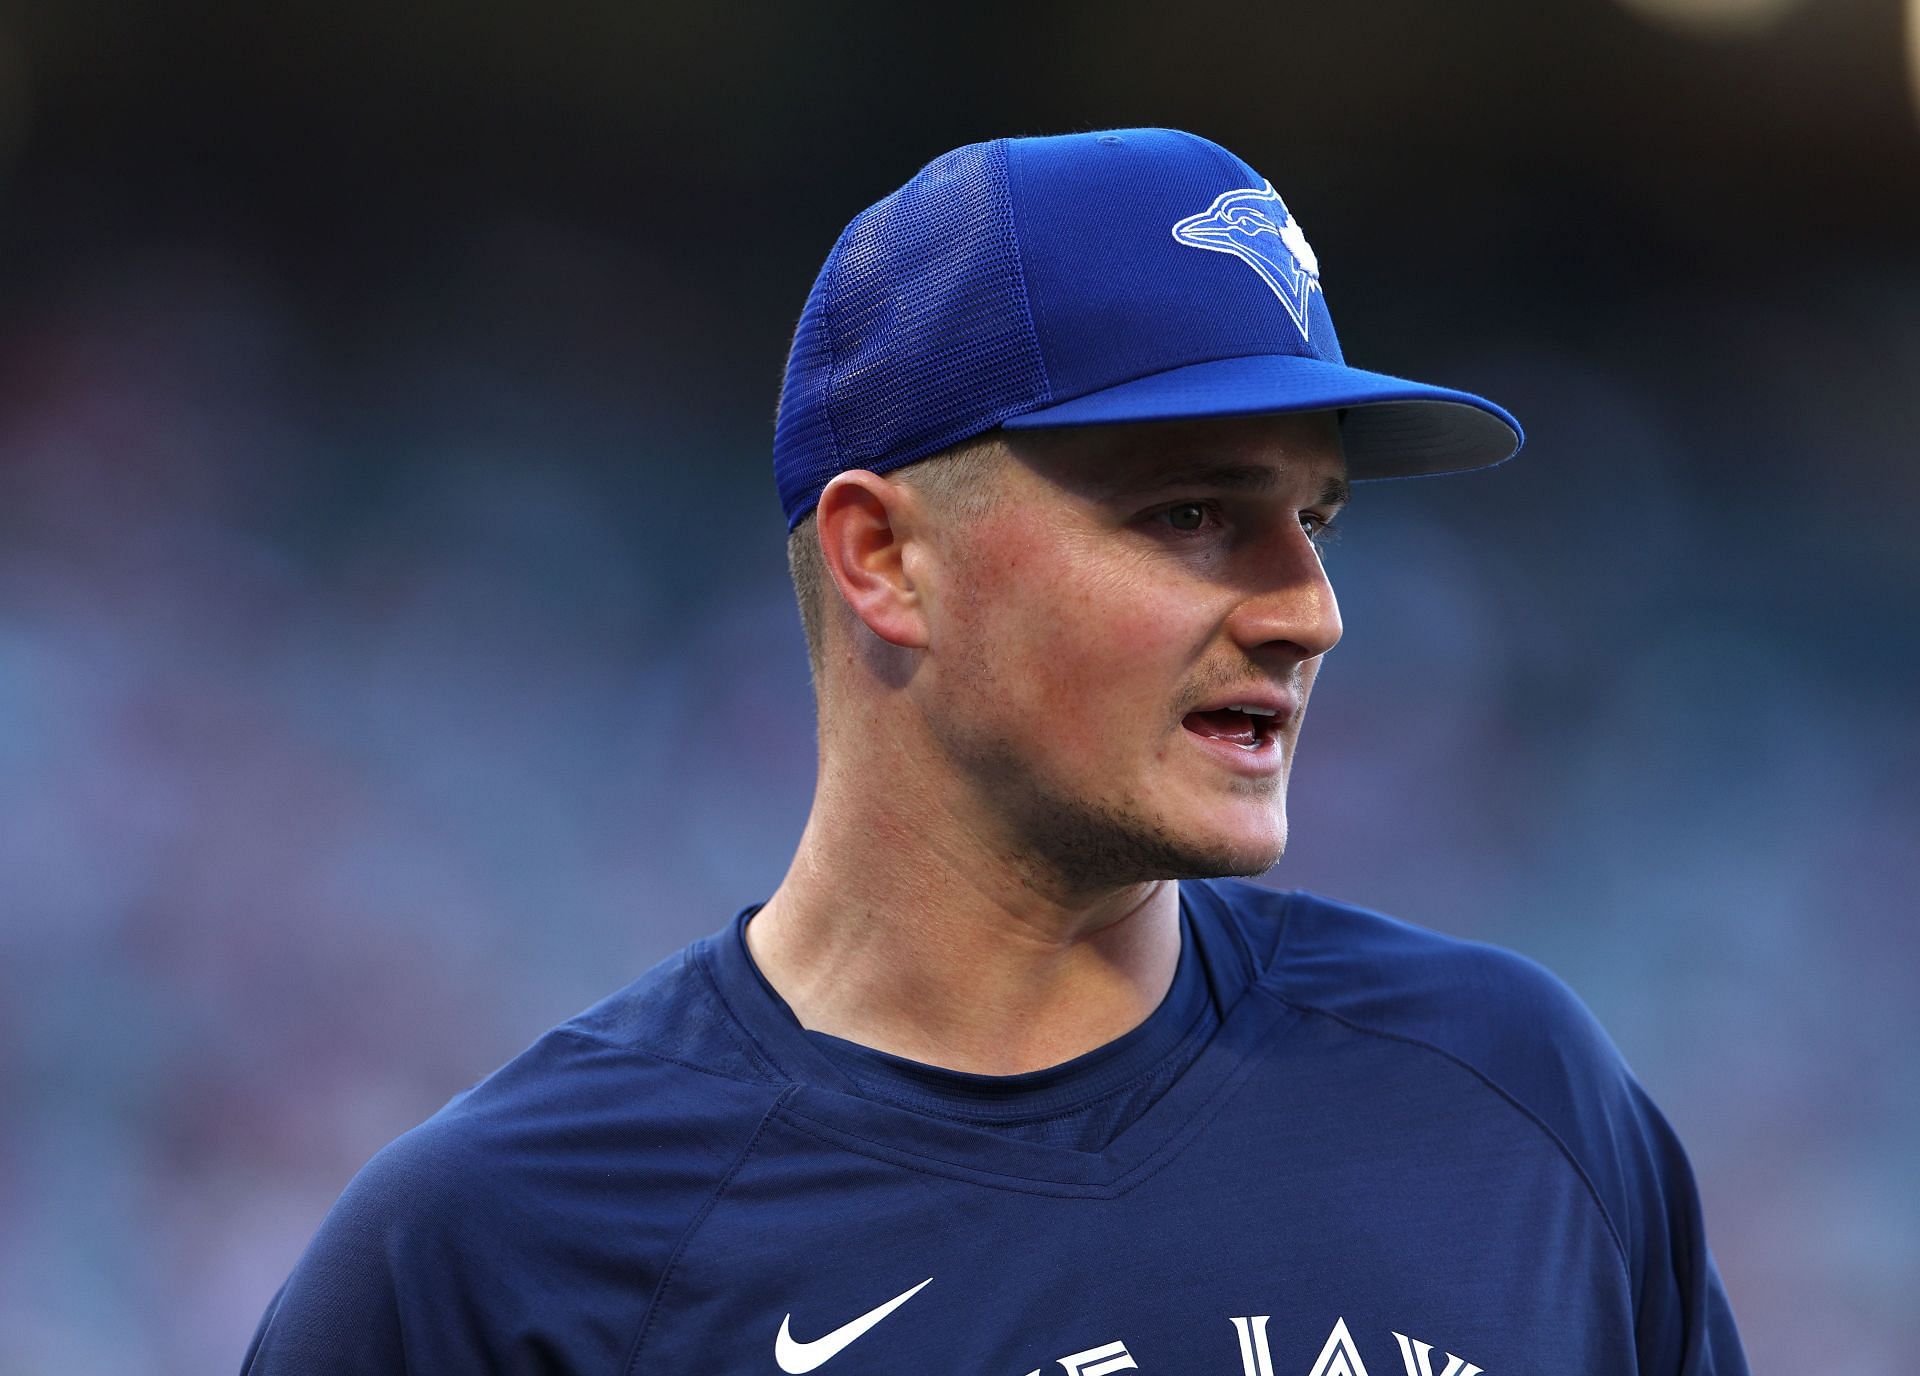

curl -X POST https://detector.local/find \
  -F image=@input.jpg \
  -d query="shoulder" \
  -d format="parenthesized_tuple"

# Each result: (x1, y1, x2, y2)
(1204, 883, 1691, 1272)
(1201, 879, 1641, 1221)
(1196, 880, 1748, 1374)
(245, 934, 789, 1372)
(1201, 878, 1628, 1099)
(408, 936, 792, 1214)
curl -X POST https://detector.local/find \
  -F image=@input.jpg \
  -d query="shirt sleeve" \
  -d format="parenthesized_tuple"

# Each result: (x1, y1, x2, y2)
(1435, 942, 1752, 1376)
(1272, 891, 1751, 1376)
(1609, 1067, 1747, 1375)
(239, 1122, 489, 1374)
(238, 1027, 783, 1375)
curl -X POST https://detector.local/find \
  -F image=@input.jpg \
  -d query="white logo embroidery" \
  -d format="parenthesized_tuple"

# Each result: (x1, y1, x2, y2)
(1305, 1317, 1374, 1376)
(1170, 182, 1322, 342)
(1025, 1337, 1140, 1376)
(774, 1277, 932, 1373)
(1227, 1316, 1483, 1376)
(1232, 1314, 1281, 1376)
(1392, 1331, 1483, 1376)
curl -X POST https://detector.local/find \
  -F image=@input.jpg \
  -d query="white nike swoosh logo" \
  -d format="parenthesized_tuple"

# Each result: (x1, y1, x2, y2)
(774, 1276, 933, 1373)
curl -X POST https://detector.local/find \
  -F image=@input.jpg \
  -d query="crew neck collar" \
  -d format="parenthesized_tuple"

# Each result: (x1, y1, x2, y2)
(694, 879, 1298, 1190)
(736, 898, 1213, 1125)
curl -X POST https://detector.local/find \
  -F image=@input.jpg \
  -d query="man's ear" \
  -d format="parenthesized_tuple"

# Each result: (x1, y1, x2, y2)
(813, 470, 933, 652)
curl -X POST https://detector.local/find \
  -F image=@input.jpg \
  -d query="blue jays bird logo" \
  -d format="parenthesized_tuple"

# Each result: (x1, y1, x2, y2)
(1171, 182, 1321, 341)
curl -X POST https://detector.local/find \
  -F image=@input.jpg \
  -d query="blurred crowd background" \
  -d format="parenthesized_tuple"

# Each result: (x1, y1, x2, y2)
(0, 1, 1915, 1371)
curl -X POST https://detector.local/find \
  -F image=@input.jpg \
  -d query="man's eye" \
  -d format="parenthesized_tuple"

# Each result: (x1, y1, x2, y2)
(1303, 513, 1342, 547)
(1157, 501, 1214, 533)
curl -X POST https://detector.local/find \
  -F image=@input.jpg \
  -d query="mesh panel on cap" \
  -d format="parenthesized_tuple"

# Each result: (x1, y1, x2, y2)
(822, 138, 1049, 476)
(772, 240, 844, 522)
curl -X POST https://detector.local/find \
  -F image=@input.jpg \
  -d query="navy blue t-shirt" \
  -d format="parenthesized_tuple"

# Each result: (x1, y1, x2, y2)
(241, 880, 1748, 1374)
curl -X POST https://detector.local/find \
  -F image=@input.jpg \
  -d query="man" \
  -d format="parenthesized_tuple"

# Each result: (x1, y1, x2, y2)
(244, 129, 1747, 1374)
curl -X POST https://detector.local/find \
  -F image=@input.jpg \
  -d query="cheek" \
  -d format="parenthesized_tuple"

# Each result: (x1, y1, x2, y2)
(956, 523, 1200, 740)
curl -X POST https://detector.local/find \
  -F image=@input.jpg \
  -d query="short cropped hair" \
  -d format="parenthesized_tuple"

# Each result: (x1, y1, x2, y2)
(786, 433, 1008, 692)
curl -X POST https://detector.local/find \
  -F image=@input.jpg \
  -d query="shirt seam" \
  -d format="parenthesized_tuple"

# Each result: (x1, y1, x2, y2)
(545, 1025, 778, 1091)
(772, 1100, 1154, 1200)
(620, 1085, 797, 1376)
(688, 942, 797, 1085)
(769, 1003, 1286, 1201)
(1258, 984, 1634, 1287)
(820, 1004, 1220, 1133)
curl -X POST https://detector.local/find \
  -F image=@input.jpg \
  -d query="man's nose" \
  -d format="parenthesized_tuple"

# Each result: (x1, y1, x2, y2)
(1223, 525, 1344, 661)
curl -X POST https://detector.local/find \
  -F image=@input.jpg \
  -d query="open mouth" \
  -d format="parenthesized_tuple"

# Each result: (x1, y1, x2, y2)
(1181, 707, 1279, 751)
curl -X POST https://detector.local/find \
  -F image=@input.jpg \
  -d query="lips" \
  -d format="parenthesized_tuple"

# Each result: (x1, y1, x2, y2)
(1183, 707, 1273, 748)
(1180, 690, 1295, 749)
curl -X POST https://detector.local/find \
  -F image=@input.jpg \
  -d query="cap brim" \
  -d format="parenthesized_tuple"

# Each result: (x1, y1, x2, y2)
(998, 353, 1523, 480)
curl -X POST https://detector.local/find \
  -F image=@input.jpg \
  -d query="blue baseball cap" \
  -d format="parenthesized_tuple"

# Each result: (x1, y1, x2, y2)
(773, 128, 1523, 531)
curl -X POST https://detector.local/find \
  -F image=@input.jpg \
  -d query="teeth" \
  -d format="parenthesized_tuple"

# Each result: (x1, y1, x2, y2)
(1227, 704, 1277, 716)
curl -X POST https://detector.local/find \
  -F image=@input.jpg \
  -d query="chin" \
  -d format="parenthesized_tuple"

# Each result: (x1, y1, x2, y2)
(990, 760, 1293, 888)
(1184, 825, 1288, 879)
(1114, 807, 1289, 884)
(1166, 790, 1289, 873)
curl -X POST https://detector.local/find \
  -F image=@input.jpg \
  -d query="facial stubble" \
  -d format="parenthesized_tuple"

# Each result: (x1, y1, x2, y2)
(925, 640, 1291, 897)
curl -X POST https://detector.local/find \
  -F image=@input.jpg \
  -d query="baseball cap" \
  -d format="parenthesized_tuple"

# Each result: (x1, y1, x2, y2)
(773, 127, 1522, 531)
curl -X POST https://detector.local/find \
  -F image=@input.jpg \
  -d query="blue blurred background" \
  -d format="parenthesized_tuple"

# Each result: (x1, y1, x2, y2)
(0, 1, 1915, 1370)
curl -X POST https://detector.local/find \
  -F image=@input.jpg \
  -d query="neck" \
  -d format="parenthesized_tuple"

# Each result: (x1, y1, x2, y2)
(745, 766, 1183, 1076)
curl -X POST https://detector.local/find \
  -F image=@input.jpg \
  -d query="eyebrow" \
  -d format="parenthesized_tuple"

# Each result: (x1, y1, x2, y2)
(1109, 462, 1351, 510)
